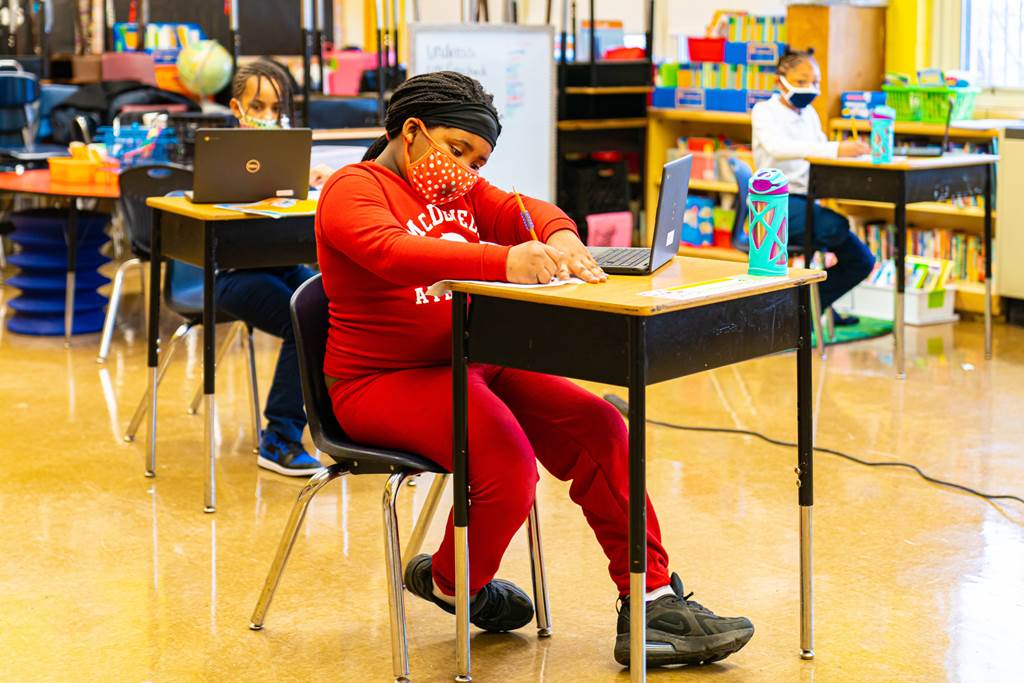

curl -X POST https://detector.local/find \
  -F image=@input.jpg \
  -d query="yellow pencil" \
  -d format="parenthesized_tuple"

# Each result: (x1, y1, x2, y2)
(513, 187, 540, 241)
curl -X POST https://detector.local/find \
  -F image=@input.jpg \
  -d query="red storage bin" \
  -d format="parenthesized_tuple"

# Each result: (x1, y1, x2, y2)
(687, 37, 725, 63)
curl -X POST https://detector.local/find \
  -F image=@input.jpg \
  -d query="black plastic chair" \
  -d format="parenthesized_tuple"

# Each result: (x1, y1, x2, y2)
(249, 274, 552, 682)
(728, 156, 829, 355)
(118, 165, 262, 454)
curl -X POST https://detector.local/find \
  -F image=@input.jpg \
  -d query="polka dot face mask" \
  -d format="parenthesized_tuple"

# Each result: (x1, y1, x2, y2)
(403, 121, 479, 205)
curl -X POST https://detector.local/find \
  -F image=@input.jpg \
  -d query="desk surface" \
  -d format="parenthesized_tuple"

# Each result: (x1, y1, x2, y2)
(806, 153, 999, 171)
(146, 195, 277, 222)
(449, 257, 825, 316)
(312, 127, 385, 141)
(0, 169, 120, 199)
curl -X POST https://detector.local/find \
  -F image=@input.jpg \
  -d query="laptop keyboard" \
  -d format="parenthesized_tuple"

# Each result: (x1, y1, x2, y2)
(595, 248, 650, 269)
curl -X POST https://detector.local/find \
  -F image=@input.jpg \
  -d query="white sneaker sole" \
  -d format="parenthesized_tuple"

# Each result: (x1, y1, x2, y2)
(257, 455, 325, 477)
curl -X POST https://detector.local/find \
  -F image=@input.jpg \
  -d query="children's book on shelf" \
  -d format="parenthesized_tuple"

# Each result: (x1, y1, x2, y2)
(853, 220, 986, 285)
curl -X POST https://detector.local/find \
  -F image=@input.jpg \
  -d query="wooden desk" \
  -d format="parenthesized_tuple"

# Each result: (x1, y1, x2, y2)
(447, 257, 826, 681)
(805, 154, 998, 378)
(0, 169, 119, 345)
(144, 196, 316, 512)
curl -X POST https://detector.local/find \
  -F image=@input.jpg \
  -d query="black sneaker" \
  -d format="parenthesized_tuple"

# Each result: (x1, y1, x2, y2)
(614, 573, 754, 667)
(832, 310, 860, 327)
(404, 553, 534, 632)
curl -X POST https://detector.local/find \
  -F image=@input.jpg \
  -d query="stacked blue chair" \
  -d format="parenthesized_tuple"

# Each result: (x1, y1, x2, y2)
(6, 209, 111, 335)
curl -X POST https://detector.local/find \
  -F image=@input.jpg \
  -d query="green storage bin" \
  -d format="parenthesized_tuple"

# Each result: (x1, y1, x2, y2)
(882, 84, 979, 123)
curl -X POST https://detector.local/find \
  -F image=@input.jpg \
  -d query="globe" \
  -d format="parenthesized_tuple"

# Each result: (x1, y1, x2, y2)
(177, 40, 233, 96)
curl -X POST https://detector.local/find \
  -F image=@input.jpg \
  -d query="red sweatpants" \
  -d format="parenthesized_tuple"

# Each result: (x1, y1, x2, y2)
(330, 364, 671, 595)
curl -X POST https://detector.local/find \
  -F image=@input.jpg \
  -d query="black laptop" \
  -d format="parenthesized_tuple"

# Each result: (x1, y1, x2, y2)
(588, 154, 692, 275)
(187, 128, 313, 203)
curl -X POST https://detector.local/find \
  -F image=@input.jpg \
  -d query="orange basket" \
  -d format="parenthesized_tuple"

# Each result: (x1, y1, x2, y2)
(48, 158, 99, 184)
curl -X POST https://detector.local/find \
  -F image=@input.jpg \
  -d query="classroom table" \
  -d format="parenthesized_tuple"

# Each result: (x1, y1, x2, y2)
(446, 257, 826, 682)
(805, 154, 998, 378)
(0, 169, 120, 345)
(144, 196, 316, 512)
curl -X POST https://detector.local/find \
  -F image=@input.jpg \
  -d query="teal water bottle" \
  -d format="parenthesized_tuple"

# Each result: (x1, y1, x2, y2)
(747, 168, 790, 277)
(871, 105, 896, 164)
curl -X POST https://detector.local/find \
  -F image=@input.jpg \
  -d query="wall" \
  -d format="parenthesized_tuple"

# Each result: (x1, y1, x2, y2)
(399, 0, 786, 60)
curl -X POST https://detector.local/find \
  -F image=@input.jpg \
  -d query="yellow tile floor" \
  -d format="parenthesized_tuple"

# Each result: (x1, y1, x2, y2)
(1, 278, 1022, 682)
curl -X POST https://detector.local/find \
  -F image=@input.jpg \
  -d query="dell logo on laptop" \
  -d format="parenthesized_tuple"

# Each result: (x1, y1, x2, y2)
(245, 159, 261, 174)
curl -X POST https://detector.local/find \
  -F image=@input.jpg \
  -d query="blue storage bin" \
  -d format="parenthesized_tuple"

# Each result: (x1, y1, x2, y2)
(724, 41, 786, 65)
(840, 91, 888, 119)
(705, 89, 747, 112)
(652, 86, 676, 109)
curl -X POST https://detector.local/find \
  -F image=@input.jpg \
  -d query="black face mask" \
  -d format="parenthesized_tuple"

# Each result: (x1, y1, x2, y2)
(780, 76, 819, 110)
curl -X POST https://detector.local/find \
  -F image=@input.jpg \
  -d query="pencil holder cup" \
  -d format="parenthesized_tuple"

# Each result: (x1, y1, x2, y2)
(870, 105, 896, 164)
(746, 168, 790, 277)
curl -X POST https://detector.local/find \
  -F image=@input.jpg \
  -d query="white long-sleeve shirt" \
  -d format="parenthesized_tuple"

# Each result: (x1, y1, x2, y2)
(751, 94, 839, 195)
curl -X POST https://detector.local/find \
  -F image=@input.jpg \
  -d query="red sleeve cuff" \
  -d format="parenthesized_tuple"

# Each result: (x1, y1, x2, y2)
(481, 243, 511, 281)
(538, 216, 578, 242)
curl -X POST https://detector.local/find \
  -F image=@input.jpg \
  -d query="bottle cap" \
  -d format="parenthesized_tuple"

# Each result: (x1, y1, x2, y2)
(749, 167, 788, 196)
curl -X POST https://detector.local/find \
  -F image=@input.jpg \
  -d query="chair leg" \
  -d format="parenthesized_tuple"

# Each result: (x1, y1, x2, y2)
(403, 472, 449, 566)
(97, 258, 140, 364)
(188, 322, 243, 415)
(527, 498, 552, 637)
(250, 464, 346, 630)
(383, 471, 412, 683)
(243, 325, 263, 453)
(124, 323, 192, 442)
(810, 283, 826, 360)
(825, 306, 836, 343)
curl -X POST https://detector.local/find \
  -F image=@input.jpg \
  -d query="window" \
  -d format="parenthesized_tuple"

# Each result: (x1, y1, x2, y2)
(961, 0, 1024, 87)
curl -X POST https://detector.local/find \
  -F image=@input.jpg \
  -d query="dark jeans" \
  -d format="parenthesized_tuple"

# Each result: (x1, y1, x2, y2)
(788, 195, 875, 310)
(215, 265, 316, 444)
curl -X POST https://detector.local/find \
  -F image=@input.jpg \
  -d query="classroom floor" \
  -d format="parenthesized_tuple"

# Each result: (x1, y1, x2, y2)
(1, 277, 1022, 683)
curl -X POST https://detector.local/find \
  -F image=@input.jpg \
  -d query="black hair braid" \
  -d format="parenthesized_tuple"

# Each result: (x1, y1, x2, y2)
(362, 71, 500, 161)
(778, 47, 816, 75)
(231, 59, 294, 124)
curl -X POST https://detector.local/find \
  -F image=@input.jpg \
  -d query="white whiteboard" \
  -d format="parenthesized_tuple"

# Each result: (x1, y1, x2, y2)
(409, 24, 556, 202)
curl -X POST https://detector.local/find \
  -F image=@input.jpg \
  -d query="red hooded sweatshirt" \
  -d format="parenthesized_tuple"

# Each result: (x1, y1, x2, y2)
(315, 162, 577, 383)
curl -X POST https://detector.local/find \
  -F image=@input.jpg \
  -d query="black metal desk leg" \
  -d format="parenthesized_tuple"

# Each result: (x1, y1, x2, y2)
(894, 176, 908, 379)
(984, 164, 994, 359)
(203, 223, 217, 513)
(451, 291, 471, 682)
(63, 202, 78, 347)
(797, 285, 815, 659)
(628, 317, 647, 682)
(145, 208, 162, 478)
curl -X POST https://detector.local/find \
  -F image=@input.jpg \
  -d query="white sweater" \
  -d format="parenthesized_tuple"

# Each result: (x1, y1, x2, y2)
(750, 94, 839, 195)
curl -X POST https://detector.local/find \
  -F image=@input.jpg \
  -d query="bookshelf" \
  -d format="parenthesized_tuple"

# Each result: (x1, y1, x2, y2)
(646, 105, 1008, 315)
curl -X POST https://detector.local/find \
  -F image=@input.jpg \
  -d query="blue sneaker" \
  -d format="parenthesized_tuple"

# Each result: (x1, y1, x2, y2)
(257, 432, 324, 477)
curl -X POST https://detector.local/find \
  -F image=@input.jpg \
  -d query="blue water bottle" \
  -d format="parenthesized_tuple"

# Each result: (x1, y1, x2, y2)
(746, 168, 790, 277)
(871, 105, 896, 164)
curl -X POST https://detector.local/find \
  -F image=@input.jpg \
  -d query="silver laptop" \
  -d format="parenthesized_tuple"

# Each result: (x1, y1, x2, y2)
(588, 154, 692, 275)
(187, 128, 313, 203)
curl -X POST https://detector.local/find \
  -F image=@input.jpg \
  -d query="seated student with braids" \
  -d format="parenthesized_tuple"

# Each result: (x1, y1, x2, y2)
(752, 48, 875, 324)
(316, 70, 755, 668)
(228, 60, 334, 187)
(209, 59, 322, 476)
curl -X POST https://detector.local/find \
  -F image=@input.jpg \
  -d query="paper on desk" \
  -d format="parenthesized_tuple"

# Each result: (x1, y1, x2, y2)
(427, 277, 584, 297)
(215, 196, 318, 218)
(637, 274, 789, 302)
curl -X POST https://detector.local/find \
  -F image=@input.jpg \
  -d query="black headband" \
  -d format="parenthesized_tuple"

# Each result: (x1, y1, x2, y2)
(393, 102, 502, 149)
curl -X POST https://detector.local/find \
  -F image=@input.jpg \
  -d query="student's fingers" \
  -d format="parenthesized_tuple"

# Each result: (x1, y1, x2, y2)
(568, 258, 601, 283)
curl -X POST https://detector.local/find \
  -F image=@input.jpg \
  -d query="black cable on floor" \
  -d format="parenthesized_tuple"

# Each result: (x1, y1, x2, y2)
(603, 394, 1024, 507)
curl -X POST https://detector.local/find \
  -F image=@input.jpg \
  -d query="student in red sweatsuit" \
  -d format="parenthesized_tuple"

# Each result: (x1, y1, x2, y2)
(315, 71, 753, 667)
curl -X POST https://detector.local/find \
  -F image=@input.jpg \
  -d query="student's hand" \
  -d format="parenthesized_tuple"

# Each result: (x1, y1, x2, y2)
(507, 241, 569, 284)
(309, 164, 333, 188)
(545, 229, 608, 283)
(838, 140, 871, 158)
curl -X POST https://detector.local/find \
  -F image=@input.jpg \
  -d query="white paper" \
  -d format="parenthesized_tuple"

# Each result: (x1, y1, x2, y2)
(427, 277, 584, 298)
(638, 274, 789, 302)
